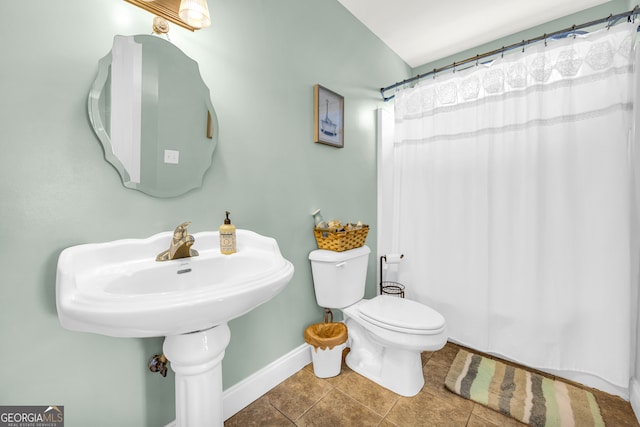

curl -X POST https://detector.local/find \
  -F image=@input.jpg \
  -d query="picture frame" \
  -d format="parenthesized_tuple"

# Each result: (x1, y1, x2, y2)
(314, 84, 344, 148)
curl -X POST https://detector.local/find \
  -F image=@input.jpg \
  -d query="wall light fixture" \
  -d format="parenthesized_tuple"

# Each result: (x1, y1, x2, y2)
(179, 0, 211, 29)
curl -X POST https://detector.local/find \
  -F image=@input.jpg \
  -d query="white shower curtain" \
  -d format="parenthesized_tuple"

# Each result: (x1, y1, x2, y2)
(385, 22, 638, 396)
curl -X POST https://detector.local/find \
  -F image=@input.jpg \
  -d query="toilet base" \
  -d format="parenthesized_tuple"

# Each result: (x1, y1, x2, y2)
(344, 319, 425, 396)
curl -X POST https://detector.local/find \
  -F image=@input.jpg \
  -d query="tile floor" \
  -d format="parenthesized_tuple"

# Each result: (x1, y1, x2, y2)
(225, 342, 639, 426)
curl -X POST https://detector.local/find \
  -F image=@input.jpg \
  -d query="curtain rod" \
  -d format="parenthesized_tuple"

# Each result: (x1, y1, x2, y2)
(380, 5, 639, 102)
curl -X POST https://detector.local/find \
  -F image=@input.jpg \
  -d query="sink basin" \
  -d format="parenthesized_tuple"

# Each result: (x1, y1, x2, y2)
(56, 229, 295, 338)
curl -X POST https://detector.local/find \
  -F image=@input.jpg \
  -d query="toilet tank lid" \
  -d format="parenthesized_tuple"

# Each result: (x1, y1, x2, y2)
(309, 246, 371, 262)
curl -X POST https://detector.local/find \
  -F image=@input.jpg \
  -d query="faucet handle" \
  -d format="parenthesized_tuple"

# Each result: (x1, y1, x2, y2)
(173, 221, 192, 239)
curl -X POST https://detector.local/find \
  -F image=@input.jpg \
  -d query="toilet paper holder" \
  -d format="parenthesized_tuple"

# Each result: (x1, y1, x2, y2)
(380, 254, 405, 298)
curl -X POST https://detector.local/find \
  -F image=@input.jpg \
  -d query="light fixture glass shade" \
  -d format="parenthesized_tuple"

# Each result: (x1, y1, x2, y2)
(179, 0, 211, 29)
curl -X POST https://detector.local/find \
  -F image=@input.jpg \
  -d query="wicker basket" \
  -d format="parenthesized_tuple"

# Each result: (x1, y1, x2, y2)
(314, 225, 369, 252)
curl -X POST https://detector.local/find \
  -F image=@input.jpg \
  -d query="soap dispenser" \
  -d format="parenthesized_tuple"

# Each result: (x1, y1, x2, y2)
(220, 211, 236, 255)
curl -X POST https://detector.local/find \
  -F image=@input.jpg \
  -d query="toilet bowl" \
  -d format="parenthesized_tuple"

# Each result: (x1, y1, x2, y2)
(343, 296, 446, 396)
(309, 246, 447, 396)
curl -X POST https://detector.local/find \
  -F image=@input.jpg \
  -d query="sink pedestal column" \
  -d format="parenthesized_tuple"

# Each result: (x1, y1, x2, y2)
(163, 323, 231, 427)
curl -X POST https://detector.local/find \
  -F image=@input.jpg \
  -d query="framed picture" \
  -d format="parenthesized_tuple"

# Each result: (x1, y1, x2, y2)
(314, 84, 344, 148)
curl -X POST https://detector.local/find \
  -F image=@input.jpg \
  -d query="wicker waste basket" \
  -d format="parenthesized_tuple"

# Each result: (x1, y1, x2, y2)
(304, 322, 348, 378)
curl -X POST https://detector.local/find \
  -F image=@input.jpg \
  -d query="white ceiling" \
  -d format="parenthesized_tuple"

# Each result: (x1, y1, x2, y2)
(337, 0, 613, 68)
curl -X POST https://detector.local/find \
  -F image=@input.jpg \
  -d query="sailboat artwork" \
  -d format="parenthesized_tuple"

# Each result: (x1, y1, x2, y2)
(313, 84, 344, 148)
(321, 99, 337, 137)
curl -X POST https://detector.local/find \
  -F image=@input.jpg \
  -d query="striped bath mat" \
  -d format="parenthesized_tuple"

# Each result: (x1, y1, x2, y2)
(445, 350, 605, 427)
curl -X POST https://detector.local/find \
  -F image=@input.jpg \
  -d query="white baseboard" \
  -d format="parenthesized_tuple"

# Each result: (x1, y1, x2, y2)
(630, 377, 640, 424)
(222, 343, 311, 419)
(164, 343, 311, 426)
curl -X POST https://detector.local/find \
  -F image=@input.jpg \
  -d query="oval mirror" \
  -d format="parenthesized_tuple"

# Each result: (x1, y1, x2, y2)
(88, 35, 218, 197)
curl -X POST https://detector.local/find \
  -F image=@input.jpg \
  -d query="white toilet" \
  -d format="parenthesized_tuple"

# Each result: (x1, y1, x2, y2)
(309, 245, 447, 396)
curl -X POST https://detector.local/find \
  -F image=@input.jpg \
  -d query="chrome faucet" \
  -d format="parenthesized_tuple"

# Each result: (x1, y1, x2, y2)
(156, 221, 199, 261)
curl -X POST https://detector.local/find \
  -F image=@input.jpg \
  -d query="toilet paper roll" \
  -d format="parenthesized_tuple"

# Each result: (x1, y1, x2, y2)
(384, 254, 404, 264)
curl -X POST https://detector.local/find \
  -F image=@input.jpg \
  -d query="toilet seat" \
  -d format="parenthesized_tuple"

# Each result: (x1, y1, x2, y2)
(357, 295, 445, 335)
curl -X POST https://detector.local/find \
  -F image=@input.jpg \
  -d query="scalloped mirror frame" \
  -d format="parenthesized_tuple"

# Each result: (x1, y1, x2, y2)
(88, 35, 219, 198)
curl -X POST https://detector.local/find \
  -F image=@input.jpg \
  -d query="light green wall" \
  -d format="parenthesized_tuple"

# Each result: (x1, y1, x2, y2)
(0, 1, 409, 426)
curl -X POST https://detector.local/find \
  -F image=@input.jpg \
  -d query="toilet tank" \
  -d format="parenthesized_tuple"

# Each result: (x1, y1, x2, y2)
(308, 246, 371, 309)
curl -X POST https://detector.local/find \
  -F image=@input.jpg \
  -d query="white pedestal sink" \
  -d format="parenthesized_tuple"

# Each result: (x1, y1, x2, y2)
(56, 229, 294, 427)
